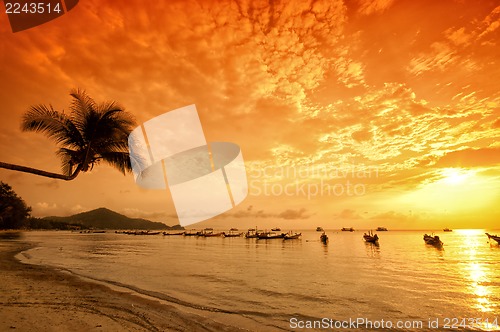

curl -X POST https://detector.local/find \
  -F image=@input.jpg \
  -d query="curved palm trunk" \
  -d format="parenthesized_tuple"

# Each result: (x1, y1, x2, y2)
(0, 162, 81, 180)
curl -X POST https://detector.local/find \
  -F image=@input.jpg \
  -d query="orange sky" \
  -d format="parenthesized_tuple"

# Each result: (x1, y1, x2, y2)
(0, 0, 499, 229)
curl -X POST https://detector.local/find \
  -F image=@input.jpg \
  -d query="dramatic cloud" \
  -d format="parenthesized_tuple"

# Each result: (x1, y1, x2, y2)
(432, 148, 500, 168)
(222, 205, 311, 220)
(356, 0, 396, 15)
(278, 208, 311, 220)
(336, 209, 363, 220)
(32, 202, 85, 216)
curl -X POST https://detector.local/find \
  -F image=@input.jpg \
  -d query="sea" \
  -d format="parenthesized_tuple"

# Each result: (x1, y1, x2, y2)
(12, 229, 500, 331)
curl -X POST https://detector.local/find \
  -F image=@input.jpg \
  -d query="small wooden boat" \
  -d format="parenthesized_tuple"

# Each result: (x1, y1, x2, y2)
(284, 231, 302, 240)
(363, 231, 379, 243)
(258, 231, 285, 239)
(376, 227, 388, 231)
(271, 227, 281, 232)
(163, 231, 185, 236)
(224, 228, 243, 237)
(320, 232, 328, 243)
(141, 231, 161, 235)
(486, 233, 500, 244)
(245, 228, 259, 238)
(200, 228, 224, 237)
(341, 227, 354, 232)
(200, 228, 212, 236)
(424, 234, 443, 247)
(443, 228, 453, 232)
(316, 227, 324, 232)
(204, 232, 224, 237)
(183, 229, 199, 236)
(125, 230, 161, 235)
(224, 233, 242, 237)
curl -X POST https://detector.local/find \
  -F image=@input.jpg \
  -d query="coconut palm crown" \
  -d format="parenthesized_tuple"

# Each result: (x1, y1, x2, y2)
(0, 89, 136, 180)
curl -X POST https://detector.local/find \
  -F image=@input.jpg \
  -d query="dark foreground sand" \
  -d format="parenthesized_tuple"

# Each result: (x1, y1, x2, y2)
(0, 239, 247, 332)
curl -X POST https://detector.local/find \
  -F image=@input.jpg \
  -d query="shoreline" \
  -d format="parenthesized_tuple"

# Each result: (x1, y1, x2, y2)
(0, 238, 249, 332)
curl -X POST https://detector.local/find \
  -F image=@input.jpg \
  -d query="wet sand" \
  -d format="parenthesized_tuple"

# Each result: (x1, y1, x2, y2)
(0, 239, 244, 331)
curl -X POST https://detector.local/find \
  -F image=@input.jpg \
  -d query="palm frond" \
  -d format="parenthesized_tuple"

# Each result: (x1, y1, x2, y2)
(57, 148, 83, 175)
(22, 105, 84, 148)
(92, 139, 129, 153)
(95, 106, 136, 138)
(79, 110, 102, 144)
(99, 151, 132, 174)
(69, 88, 96, 117)
(85, 106, 136, 157)
(98, 104, 136, 130)
(69, 89, 98, 137)
(128, 150, 149, 175)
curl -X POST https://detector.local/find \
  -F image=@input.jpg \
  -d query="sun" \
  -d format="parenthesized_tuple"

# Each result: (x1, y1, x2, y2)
(396, 167, 495, 219)
(441, 168, 473, 185)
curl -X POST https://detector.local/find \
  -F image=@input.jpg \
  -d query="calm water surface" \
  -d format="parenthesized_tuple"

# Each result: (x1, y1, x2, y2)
(17, 229, 500, 331)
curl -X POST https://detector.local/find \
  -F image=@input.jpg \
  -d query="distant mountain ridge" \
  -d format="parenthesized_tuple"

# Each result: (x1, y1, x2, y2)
(43, 207, 183, 230)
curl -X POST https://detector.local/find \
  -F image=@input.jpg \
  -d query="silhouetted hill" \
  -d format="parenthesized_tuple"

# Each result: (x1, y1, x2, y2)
(43, 208, 183, 230)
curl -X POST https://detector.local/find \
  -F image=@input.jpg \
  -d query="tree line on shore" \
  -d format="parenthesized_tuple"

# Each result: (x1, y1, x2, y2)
(1, 181, 176, 231)
(0, 181, 90, 230)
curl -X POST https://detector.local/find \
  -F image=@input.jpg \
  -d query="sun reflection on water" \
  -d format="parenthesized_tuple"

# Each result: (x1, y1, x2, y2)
(468, 262, 492, 313)
(459, 230, 494, 314)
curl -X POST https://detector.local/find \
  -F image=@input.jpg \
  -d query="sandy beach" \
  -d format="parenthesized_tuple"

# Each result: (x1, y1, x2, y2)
(0, 237, 244, 332)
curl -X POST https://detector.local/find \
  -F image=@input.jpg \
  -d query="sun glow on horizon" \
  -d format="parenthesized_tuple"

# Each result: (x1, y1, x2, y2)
(440, 168, 475, 185)
(455, 229, 484, 236)
(396, 168, 498, 220)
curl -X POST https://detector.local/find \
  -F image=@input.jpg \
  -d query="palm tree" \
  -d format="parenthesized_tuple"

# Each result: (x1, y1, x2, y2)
(0, 89, 136, 180)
